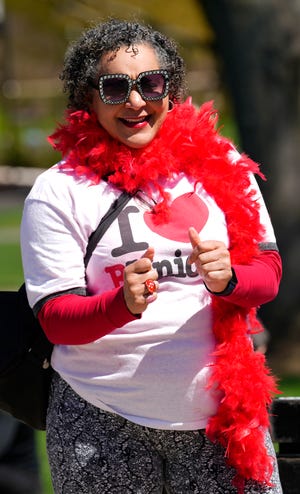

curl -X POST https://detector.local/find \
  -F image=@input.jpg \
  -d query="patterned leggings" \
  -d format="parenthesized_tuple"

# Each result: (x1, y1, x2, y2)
(47, 373, 282, 494)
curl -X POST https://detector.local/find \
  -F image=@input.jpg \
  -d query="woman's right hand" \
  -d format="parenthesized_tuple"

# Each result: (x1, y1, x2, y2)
(123, 247, 158, 315)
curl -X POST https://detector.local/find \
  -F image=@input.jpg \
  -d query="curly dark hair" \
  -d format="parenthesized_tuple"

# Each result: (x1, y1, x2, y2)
(60, 18, 187, 110)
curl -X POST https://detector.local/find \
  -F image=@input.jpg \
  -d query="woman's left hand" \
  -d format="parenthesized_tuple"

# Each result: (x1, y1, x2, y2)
(187, 226, 233, 293)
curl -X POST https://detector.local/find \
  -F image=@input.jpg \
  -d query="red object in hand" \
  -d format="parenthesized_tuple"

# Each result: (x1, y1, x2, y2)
(145, 279, 156, 294)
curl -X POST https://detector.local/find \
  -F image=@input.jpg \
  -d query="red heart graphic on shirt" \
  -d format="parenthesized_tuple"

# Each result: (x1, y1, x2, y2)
(144, 193, 209, 242)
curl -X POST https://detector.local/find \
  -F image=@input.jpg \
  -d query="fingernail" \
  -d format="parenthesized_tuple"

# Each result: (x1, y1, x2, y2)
(146, 294, 157, 304)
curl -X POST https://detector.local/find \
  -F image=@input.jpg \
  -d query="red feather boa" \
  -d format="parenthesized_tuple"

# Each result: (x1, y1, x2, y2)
(49, 100, 279, 492)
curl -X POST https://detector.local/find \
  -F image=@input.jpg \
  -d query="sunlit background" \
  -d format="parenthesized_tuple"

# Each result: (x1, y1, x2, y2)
(0, 0, 233, 169)
(1, 2, 300, 492)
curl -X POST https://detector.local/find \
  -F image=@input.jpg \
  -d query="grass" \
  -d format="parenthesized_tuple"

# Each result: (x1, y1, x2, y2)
(0, 209, 26, 292)
(0, 201, 299, 494)
(0, 244, 23, 287)
(278, 376, 300, 397)
(0, 207, 23, 227)
(0, 207, 24, 289)
(36, 433, 53, 494)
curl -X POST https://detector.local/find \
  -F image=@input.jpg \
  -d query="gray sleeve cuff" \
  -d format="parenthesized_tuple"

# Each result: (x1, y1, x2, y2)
(33, 287, 87, 317)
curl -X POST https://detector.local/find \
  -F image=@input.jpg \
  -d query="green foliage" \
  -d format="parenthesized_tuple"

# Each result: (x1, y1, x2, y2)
(0, 0, 216, 169)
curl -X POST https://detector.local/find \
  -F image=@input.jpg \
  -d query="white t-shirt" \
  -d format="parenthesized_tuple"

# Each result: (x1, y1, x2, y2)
(21, 164, 276, 430)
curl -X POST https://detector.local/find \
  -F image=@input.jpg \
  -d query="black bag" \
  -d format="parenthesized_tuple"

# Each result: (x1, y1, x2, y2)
(0, 191, 131, 430)
(0, 285, 53, 430)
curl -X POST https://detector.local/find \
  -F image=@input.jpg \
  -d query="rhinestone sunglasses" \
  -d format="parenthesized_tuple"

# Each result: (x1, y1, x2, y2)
(93, 69, 170, 105)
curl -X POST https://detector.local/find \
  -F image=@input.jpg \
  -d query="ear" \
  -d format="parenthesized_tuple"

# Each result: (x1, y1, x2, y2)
(168, 99, 174, 112)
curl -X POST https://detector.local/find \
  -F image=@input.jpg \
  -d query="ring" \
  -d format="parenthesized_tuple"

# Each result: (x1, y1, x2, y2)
(145, 279, 156, 294)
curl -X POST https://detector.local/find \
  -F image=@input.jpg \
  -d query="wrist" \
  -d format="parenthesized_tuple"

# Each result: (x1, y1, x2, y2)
(205, 269, 237, 296)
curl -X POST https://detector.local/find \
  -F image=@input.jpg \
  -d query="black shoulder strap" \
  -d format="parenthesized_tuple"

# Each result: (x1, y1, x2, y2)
(84, 191, 132, 267)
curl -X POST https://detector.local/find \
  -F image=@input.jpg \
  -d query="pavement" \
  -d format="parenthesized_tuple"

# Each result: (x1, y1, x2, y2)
(0, 185, 30, 209)
(0, 166, 43, 187)
(0, 167, 43, 209)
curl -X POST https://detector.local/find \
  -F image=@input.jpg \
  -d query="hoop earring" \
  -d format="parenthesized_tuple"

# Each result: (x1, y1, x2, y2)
(168, 100, 174, 112)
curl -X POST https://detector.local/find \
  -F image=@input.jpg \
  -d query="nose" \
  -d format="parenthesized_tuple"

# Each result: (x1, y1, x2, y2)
(125, 88, 146, 108)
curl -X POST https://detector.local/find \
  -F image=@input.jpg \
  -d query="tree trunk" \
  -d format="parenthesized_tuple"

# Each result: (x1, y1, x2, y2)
(199, 0, 300, 374)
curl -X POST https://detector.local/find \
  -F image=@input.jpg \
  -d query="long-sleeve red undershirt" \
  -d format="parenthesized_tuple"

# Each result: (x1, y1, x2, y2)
(38, 250, 282, 345)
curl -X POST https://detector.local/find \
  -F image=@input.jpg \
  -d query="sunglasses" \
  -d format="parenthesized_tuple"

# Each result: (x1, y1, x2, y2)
(94, 69, 170, 105)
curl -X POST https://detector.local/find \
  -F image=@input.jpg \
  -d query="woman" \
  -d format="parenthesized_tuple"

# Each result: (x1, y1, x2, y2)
(21, 19, 282, 494)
